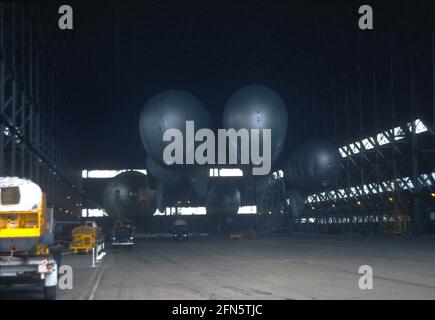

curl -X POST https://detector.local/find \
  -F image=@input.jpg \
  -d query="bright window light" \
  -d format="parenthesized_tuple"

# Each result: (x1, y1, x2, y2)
(361, 138, 375, 150)
(154, 207, 206, 216)
(238, 206, 257, 214)
(135, 170, 148, 175)
(3, 126, 11, 137)
(401, 177, 414, 190)
(166, 207, 176, 215)
(272, 170, 284, 179)
(209, 168, 220, 177)
(340, 119, 428, 159)
(307, 171, 434, 204)
(338, 189, 346, 198)
(408, 119, 429, 134)
(153, 206, 257, 215)
(392, 127, 405, 141)
(81, 208, 108, 217)
(220, 168, 243, 176)
(209, 168, 243, 177)
(88, 170, 122, 178)
(419, 174, 433, 186)
(153, 209, 165, 216)
(82, 169, 147, 179)
(377, 133, 389, 145)
(178, 207, 207, 215)
(367, 183, 378, 194)
(363, 185, 370, 194)
(339, 147, 348, 158)
(349, 142, 361, 154)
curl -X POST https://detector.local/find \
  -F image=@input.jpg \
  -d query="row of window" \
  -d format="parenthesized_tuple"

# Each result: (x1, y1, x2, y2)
(81, 169, 148, 178)
(81, 168, 246, 178)
(81, 205, 258, 217)
(307, 172, 435, 204)
(339, 119, 428, 158)
(295, 215, 414, 224)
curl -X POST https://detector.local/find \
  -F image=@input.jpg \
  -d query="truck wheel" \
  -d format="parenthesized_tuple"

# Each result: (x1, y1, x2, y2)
(44, 285, 57, 300)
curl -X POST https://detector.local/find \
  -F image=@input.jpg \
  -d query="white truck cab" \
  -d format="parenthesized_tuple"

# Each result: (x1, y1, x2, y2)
(0, 177, 58, 299)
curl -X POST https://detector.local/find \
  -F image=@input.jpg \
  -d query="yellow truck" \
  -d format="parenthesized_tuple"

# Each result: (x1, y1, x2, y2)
(0, 177, 58, 300)
(69, 225, 99, 253)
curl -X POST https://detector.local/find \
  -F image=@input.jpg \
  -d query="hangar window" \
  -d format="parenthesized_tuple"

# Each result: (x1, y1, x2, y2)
(361, 138, 375, 150)
(392, 127, 406, 140)
(418, 174, 433, 186)
(220, 168, 243, 177)
(407, 119, 429, 134)
(238, 206, 257, 214)
(81, 208, 108, 217)
(178, 207, 206, 215)
(152, 206, 256, 215)
(349, 142, 361, 154)
(339, 119, 428, 159)
(82, 169, 147, 178)
(400, 177, 414, 190)
(338, 189, 346, 198)
(307, 171, 434, 204)
(167, 206, 203, 215)
(367, 183, 378, 194)
(209, 168, 243, 177)
(377, 133, 390, 146)
(339, 146, 348, 157)
(362, 185, 370, 195)
(272, 170, 284, 179)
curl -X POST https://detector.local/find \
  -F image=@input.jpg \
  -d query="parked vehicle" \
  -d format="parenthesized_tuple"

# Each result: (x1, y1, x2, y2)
(111, 226, 134, 248)
(0, 177, 59, 300)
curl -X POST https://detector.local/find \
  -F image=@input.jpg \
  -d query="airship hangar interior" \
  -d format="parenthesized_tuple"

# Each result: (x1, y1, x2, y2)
(0, 0, 435, 300)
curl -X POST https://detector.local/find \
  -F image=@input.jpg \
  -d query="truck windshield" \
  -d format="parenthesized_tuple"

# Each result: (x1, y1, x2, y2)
(115, 229, 131, 237)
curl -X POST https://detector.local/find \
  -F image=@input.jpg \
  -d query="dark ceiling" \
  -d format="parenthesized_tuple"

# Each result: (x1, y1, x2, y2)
(29, 0, 435, 170)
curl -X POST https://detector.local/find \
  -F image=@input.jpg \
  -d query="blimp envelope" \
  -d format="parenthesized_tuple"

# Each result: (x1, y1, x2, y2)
(0, 177, 43, 212)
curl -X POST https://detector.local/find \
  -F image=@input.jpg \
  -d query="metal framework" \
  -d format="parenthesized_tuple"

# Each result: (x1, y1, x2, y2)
(0, 3, 82, 215)
(249, 5, 435, 235)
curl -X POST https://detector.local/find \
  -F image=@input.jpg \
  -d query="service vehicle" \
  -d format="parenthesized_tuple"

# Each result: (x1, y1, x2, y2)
(0, 177, 58, 300)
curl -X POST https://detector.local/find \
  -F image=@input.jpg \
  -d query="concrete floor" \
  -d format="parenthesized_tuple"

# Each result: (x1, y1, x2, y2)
(0, 254, 98, 300)
(1, 233, 434, 300)
(93, 234, 435, 300)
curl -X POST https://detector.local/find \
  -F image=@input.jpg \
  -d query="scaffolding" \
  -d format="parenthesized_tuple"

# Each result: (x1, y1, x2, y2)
(248, 4, 435, 235)
(0, 3, 82, 214)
